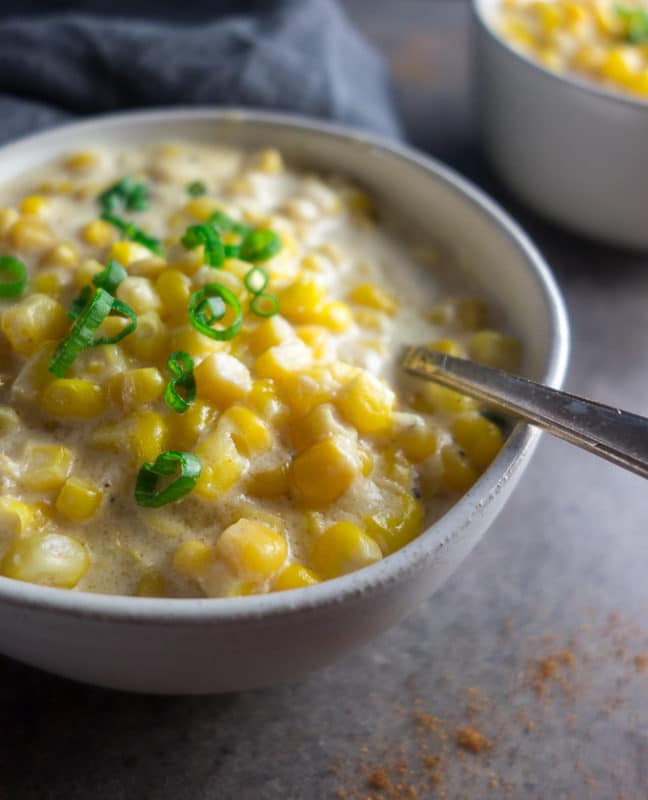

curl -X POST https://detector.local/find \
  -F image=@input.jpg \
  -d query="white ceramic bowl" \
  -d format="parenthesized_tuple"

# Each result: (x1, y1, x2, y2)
(474, 0, 648, 250)
(0, 109, 569, 693)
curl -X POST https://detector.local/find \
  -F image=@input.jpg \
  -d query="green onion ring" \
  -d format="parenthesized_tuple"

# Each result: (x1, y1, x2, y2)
(49, 288, 115, 377)
(164, 350, 196, 414)
(250, 292, 280, 318)
(239, 229, 282, 263)
(92, 298, 137, 345)
(0, 256, 27, 298)
(244, 266, 269, 295)
(187, 181, 207, 197)
(135, 451, 202, 508)
(181, 224, 225, 268)
(101, 212, 164, 256)
(188, 284, 242, 341)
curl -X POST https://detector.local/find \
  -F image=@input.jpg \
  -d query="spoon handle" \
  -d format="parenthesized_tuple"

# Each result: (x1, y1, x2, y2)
(402, 347, 648, 480)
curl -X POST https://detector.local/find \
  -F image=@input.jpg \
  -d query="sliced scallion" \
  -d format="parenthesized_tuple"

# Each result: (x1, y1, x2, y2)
(49, 288, 115, 377)
(188, 283, 242, 341)
(101, 212, 164, 256)
(187, 181, 207, 197)
(181, 224, 224, 268)
(244, 266, 269, 295)
(98, 177, 149, 214)
(250, 292, 279, 318)
(164, 350, 196, 414)
(239, 229, 281, 262)
(135, 451, 201, 508)
(0, 256, 27, 298)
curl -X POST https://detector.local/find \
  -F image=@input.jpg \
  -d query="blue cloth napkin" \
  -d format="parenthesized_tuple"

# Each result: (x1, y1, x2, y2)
(0, 0, 401, 145)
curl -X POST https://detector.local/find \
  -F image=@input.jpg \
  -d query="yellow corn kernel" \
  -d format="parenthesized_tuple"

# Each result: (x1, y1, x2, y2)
(0, 497, 35, 538)
(185, 196, 222, 221)
(0, 405, 20, 436)
(127, 256, 167, 280)
(156, 268, 191, 321)
(256, 148, 284, 174)
(533, 1, 562, 32)
(8, 217, 55, 252)
(21, 443, 73, 491)
(336, 371, 395, 435)
(254, 337, 313, 385)
(392, 416, 438, 463)
(246, 462, 290, 498)
(109, 367, 165, 409)
(122, 310, 167, 363)
(0, 207, 19, 237)
(194, 352, 251, 407)
(382, 446, 414, 488)
(10, 341, 56, 404)
(81, 218, 116, 247)
(273, 563, 319, 591)
(440, 444, 479, 493)
(415, 382, 478, 415)
(278, 280, 327, 323)
(116, 276, 162, 315)
(55, 477, 102, 521)
(218, 405, 272, 456)
(168, 246, 205, 276)
(130, 411, 168, 464)
(66, 150, 99, 170)
(167, 400, 216, 451)
(300, 253, 329, 274)
(291, 403, 348, 452)
(429, 338, 465, 357)
(194, 430, 247, 499)
(169, 324, 228, 360)
(310, 521, 382, 579)
(74, 258, 104, 289)
(136, 571, 167, 597)
(295, 325, 334, 361)
(630, 70, 648, 97)
(246, 378, 282, 421)
(1, 294, 69, 356)
(172, 539, 212, 578)
(468, 330, 521, 371)
(42, 379, 106, 419)
(20, 195, 49, 217)
(601, 48, 636, 85)
(365, 492, 423, 555)
(353, 308, 386, 331)
(76, 343, 128, 381)
(32, 269, 66, 298)
(501, 18, 535, 49)
(40, 241, 79, 270)
(248, 315, 294, 356)
(314, 301, 353, 332)
(216, 518, 287, 581)
(358, 447, 374, 476)
(348, 283, 399, 316)
(1, 532, 89, 588)
(451, 414, 504, 472)
(291, 435, 359, 507)
(109, 240, 153, 266)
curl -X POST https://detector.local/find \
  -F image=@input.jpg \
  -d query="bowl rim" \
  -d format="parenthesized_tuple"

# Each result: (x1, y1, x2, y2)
(472, 0, 648, 111)
(0, 107, 569, 623)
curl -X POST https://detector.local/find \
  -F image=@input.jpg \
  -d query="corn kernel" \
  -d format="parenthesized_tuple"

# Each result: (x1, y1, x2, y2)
(429, 338, 465, 358)
(254, 338, 312, 385)
(415, 382, 478, 415)
(216, 518, 287, 580)
(1, 532, 89, 588)
(218, 405, 272, 455)
(248, 315, 294, 356)
(167, 400, 216, 451)
(295, 325, 334, 361)
(109, 367, 165, 409)
(348, 283, 398, 316)
(291, 402, 349, 451)
(10, 341, 56, 404)
(185, 196, 222, 221)
(455, 299, 489, 330)
(440, 444, 479, 493)
(246, 379, 282, 421)
(365, 492, 423, 555)
(156, 268, 191, 321)
(75, 258, 104, 289)
(66, 150, 99, 171)
(392, 415, 438, 462)
(0, 406, 20, 436)
(81, 219, 116, 247)
(130, 411, 168, 464)
(310, 521, 382, 579)
(291, 436, 359, 507)
(56, 477, 102, 521)
(451, 414, 504, 472)
(116, 276, 162, 315)
(0, 497, 35, 538)
(314, 301, 353, 332)
(136, 571, 167, 597)
(194, 430, 247, 499)
(282, 367, 337, 419)
(194, 352, 251, 407)
(1, 294, 68, 356)
(336, 371, 395, 435)
(172, 540, 212, 577)
(256, 148, 284, 174)
(40, 241, 79, 269)
(278, 280, 327, 323)
(0, 208, 19, 237)
(109, 240, 153, 266)
(273, 563, 319, 591)
(468, 330, 521, 371)
(246, 462, 290, 498)
(32, 270, 67, 297)
(20, 195, 49, 217)
(8, 217, 55, 252)
(42, 379, 106, 419)
(170, 324, 228, 361)
(21, 443, 73, 491)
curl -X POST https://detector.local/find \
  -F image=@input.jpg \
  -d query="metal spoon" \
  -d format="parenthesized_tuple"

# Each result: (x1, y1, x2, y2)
(402, 346, 648, 480)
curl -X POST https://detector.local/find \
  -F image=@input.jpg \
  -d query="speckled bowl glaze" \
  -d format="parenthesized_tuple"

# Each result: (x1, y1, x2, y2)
(0, 109, 569, 693)
(473, 0, 648, 251)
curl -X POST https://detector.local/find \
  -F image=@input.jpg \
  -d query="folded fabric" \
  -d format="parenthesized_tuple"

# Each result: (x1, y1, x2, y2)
(0, 0, 401, 146)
